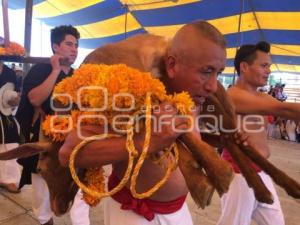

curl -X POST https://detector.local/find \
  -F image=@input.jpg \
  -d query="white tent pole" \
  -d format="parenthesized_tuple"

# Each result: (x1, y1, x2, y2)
(232, 0, 245, 85)
(124, 4, 128, 39)
(1, 0, 10, 46)
(24, 0, 33, 56)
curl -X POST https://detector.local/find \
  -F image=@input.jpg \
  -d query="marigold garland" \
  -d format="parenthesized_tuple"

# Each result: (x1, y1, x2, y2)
(0, 47, 6, 55)
(82, 167, 105, 206)
(0, 42, 25, 56)
(42, 64, 194, 206)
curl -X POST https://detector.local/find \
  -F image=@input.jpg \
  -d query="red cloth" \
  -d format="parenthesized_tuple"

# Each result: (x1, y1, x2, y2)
(108, 172, 187, 221)
(267, 115, 274, 123)
(222, 148, 262, 173)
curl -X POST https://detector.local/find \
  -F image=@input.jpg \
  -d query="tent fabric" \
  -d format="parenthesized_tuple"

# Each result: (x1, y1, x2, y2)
(8, 0, 300, 75)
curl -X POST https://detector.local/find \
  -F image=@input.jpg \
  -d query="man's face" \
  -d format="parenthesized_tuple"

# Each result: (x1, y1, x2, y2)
(244, 51, 272, 87)
(53, 34, 78, 65)
(166, 37, 226, 106)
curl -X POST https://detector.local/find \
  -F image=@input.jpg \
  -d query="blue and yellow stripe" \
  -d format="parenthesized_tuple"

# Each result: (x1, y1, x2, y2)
(7, 0, 300, 74)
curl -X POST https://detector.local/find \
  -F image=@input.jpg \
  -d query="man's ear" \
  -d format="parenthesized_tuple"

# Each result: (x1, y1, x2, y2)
(52, 43, 59, 53)
(239, 61, 249, 74)
(165, 55, 176, 79)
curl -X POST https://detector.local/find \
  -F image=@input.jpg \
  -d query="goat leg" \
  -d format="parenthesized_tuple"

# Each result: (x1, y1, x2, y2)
(206, 90, 273, 203)
(238, 143, 300, 198)
(179, 133, 234, 196)
(225, 139, 273, 203)
(177, 141, 215, 208)
(0, 142, 55, 160)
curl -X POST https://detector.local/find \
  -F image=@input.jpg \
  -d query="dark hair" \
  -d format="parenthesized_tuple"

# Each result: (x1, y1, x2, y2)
(50, 25, 80, 53)
(234, 41, 270, 75)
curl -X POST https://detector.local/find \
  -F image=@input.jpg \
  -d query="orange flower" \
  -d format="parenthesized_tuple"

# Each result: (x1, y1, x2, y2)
(0, 47, 6, 55)
(82, 167, 105, 206)
(3, 42, 25, 56)
(170, 92, 194, 115)
(42, 64, 194, 207)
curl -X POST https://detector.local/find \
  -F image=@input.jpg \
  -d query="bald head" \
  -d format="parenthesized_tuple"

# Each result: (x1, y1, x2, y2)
(169, 21, 226, 60)
(163, 20, 226, 102)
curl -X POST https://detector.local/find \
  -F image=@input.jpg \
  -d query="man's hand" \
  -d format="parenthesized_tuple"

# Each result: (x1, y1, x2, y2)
(233, 131, 249, 146)
(221, 130, 250, 147)
(50, 54, 67, 72)
(140, 102, 190, 154)
(58, 125, 106, 167)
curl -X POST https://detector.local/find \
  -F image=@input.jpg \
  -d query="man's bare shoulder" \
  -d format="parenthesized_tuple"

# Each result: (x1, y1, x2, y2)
(227, 85, 243, 96)
(228, 85, 271, 100)
(227, 85, 279, 114)
(227, 86, 252, 102)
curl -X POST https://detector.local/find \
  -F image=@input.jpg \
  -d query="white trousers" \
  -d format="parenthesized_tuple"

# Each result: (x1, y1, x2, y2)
(285, 120, 296, 141)
(104, 197, 193, 225)
(31, 173, 90, 225)
(0, 143, 21, 184)
(217, 172, 284, 225)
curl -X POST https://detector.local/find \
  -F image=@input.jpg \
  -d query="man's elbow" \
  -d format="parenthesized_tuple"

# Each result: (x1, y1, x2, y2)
(28, 92, 41, 107)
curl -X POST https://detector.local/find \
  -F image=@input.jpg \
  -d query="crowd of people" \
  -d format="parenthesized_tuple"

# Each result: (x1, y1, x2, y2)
(266, 84, 300, 142)
(268, 83, 288, 101)
(0, 21, 299, 225)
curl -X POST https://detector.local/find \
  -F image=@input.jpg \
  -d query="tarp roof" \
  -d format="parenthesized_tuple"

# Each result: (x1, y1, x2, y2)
(8, 0, 300, 75)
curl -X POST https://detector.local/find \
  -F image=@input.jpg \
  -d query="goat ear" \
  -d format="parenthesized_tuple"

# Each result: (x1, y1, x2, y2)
(138, 39, 169, 78)
(0, 142, 53, 160)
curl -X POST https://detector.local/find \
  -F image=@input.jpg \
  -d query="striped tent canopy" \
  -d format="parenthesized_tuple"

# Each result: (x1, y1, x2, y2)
(8, 0, 300, 76)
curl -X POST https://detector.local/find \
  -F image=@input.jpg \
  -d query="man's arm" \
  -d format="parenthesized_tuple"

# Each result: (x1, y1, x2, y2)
(28, 55, 62, 107)
(59, 126, 146, 168)
(228, 88, 300, 121)
(59, 102, 189, 168)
